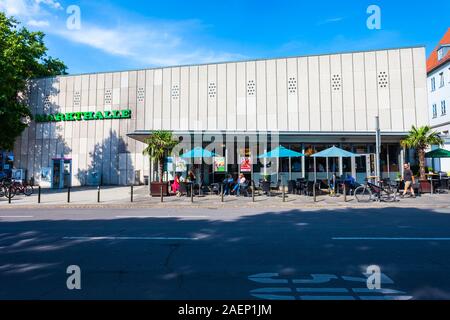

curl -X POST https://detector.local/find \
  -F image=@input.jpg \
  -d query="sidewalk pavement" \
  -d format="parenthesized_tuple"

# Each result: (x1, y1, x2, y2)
(1, 185, 449, 210)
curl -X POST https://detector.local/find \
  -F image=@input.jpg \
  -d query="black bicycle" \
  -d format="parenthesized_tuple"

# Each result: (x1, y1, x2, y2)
(354, 179, 398, 202)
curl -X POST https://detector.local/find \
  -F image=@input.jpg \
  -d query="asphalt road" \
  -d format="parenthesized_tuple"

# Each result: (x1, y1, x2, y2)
(1, 206, 450, 300)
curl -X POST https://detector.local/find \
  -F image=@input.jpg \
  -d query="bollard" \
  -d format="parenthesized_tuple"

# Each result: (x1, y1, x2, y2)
(160, 185, 163, 203)
(97, 185, 100, 203)
(282, 185, 286, 202)
(343, 183, 347, 202)
(190, 184, 194, 203)
(252, 181, 255, 202)
(221, 184, 224, 202)
(313, 182, 317, 202)
(131, 185, 134, 202)
(38, 186, 41, 204)
(8, 186, 11, 204)
(67, 187, 71, 203)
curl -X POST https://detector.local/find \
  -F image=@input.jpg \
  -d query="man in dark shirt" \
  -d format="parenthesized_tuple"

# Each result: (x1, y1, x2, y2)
(402, 163, 415, 198)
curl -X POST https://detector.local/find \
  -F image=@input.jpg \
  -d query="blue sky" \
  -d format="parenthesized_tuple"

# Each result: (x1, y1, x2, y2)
(1, 0, 449, 74)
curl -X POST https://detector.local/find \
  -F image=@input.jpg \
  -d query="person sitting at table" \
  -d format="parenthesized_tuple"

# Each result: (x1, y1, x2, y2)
(223, 174, 234, 195)
(232, 173, 247, 196)
(187, 170, 196, 182)
(172, 173, 181, 197)
(401, 163, 415, 198)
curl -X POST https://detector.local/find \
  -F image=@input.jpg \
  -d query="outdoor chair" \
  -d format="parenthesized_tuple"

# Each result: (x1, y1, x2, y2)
(271, 179, 282, 195)
(239, 181, 250, 197)
(287, 180, 297, 194)
(260, 180, 271, 196)
(210, 183, 221, 195)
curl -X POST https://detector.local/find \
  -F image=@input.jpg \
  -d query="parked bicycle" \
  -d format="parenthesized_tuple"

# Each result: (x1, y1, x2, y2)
(11, 180, 34, 196)
(354, 179, 398, 202)
(0, 179, 15, 199)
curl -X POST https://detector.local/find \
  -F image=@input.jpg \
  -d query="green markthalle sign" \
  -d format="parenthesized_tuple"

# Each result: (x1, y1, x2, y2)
(34, 109, 131, 122)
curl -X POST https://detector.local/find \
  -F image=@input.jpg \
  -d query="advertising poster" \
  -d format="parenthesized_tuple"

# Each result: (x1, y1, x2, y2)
(240, 157, 252, 172)
(213, 157, 226, 172)
(175, 157, 187, 172)
(40, 167, 52, 187)
(11, 169, 24, 181)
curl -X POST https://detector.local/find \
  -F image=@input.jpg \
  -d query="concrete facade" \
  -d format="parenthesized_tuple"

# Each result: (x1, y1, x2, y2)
(13, 46, 429, 186)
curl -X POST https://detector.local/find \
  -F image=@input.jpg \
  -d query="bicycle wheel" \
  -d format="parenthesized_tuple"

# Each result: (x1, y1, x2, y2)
(381, 190, 398, 202)
(4, 187, 16, 199)
(354, 186, 372, 202)
(24, 185, 33, 196)
(0, 186, 5, 198)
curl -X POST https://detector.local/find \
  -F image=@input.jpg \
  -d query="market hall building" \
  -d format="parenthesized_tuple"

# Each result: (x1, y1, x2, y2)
(13, 46, 429, 188)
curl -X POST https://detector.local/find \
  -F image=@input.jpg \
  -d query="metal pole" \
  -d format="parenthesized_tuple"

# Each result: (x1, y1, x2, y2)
(97, 185, 100, 203)
(160, 185, 163, 202)
(313, 182, 317, 202)
(131, 185, 134, 202)
(282, 185, 286, 202)
(38, 186, 41, 204)
(221, 183, 224, 202)
(8, 186, 11, 204)
(343, 183, 347, 202)
(67, 187, 71, 203)
(190, 183, 193, 203)
(375, 116, 381, 184)
(252, 180, 255, 202)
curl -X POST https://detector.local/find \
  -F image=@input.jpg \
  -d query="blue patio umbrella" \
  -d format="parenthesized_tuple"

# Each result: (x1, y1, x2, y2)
(311, 146, 360, 182)
(311, 146, 359, 158)
(180, 147, 216, 159)
(258, 146, 305, 181)
(258, 145, 305, 158)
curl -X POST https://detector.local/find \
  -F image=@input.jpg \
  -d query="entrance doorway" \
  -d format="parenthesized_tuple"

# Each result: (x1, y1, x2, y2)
(52, 158, 72, 188)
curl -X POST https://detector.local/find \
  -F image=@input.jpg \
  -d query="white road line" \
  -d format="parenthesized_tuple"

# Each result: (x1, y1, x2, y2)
(63, 236, 200, 241)
(0, 216, 34, 218)
(333, 237, 450, 241)
(115, 215, 208, 219)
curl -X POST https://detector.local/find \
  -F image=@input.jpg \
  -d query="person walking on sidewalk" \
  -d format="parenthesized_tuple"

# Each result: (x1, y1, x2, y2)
(401, 163, 416, 198)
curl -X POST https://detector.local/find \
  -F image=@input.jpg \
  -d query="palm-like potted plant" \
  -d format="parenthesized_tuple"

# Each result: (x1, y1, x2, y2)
(400, 126, 443, 191)
(143, 130, 179, 196)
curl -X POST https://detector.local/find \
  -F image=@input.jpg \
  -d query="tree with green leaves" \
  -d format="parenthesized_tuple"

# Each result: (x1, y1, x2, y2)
(0, 12, 67, 150)
(142, 130, 179, 182)
(400, 126, 444, 180)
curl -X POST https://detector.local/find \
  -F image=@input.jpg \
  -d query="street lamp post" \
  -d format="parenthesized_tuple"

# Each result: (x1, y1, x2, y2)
(375, 116, 381, 184)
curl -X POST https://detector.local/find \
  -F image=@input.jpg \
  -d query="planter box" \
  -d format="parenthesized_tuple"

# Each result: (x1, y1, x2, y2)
(150, 182, 170, 196)
(419, 180, 431, 193)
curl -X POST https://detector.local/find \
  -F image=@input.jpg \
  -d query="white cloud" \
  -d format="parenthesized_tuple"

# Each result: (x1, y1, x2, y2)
(35, 0, 62, 10)
(27, 19, 50, 27)
(317, 17, 345, 26)
(1, 0, 245, 67)
(54, 21, 245, 67)
(0, 0, 36, 16)
(0, 0, 62, 26)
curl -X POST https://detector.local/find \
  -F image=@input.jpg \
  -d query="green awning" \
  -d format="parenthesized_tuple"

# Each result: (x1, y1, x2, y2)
(425, 148, 450, 158)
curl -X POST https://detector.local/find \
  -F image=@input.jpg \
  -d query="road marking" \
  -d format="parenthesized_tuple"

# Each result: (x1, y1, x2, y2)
(296, 288, 348, 293)
(333, 237, 450, 241)
(300, 296, 355, 300)
(63, 236, 200, 241)
(0, 216, 34, 218)
(115, 215, 208, 219)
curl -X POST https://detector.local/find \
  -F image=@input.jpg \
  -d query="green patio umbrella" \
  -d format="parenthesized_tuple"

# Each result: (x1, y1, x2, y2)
(425, 148, 450, 158)
(425, 148, 450, 172)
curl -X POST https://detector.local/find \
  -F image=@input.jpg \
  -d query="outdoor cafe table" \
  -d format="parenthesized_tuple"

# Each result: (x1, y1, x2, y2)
(425, 173, 439, 194)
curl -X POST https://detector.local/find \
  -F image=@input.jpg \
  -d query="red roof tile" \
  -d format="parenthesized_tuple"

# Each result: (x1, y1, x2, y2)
(427, 28, 450, 74)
